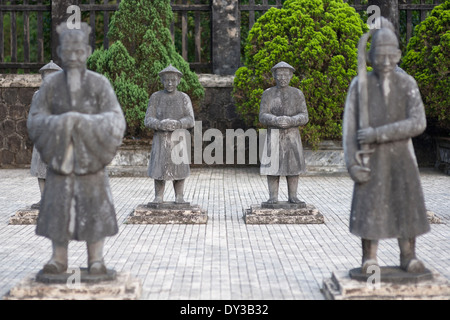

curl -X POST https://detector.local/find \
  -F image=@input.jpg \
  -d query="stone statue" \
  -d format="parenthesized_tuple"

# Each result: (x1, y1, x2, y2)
(29, 60, 62, 209)
(27, 23, 126, 275)
(343, 19, 430, 274)
(259, 61, 309, 205)
(145, 65, 195, 204)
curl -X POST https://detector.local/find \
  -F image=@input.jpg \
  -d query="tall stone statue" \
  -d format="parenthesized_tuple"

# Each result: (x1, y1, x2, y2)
(27, 23, 126, 275)
(145, 65, 195, 204)
(343, 20, 430, 274)
(29, 60, 62, 209)
(259, 61, 309, 205)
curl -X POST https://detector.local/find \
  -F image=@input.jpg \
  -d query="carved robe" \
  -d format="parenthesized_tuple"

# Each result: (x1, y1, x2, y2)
(27, 70, 126, 243)
(145, 91, 195, 180)
(259, 86, 309, 176)
(29, 91, 48, 179)
(343, 71, 430, 239)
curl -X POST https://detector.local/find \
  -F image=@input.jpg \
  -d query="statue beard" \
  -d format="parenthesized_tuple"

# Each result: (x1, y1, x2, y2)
(66, 67, 83, 107)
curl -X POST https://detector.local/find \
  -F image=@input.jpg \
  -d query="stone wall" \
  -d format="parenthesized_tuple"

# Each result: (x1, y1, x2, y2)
(0, 73, 439, 173)
(0, 74, 41, 168)
(0, 73, 246, 169)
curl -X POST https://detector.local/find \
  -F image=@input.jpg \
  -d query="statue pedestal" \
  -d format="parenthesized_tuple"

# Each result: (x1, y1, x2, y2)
(322, 268, 450, 300)
(9, 207, 39, 225)
(3, 271, 142, 300)
(127, 202, 208, 224)
(244, 202, 324, 224)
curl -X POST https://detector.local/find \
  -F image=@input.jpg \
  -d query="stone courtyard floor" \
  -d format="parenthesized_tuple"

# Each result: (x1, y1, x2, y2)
(0, 167, 449, 300)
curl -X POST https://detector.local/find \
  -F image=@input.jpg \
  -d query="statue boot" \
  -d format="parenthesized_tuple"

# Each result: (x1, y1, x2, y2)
(43, 240, 68, 274)
(174, 179, 186, 204)
(88, 238, 107, 274)
(287, 175, 303, 204)
(399, 237, 425, 273)
(361, 238, 379, 274)
(267, 176, 279, 204)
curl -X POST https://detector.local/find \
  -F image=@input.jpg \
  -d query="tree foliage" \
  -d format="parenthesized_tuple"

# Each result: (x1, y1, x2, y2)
(87, 0, 204, 138)
(401, 0, 450, 135)
(233, 0, 368, 148)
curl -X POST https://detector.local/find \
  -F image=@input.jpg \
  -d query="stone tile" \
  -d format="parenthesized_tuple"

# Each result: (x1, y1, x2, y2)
(0, 168, 448, 300)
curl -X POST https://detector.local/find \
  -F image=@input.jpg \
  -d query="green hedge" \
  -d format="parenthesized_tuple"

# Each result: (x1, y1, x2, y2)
(401, 0, 450, 136)
(87, 0, 204, 138)
(233, 0, 368, 148)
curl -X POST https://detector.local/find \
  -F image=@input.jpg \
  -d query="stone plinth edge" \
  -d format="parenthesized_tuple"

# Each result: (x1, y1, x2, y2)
(9, 208, 39, 225)
(244, 203, 324, 224)
(322, 269, 450, 300)
(3, 271, 142, 300)
(126, 204, 208, 224)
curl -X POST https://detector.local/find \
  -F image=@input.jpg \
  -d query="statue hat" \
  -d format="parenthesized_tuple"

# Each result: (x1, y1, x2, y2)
(370, 27, 399, 54)
(271, 61, 295, 73)
(159, 64, 183, 77)
(39, 60, 62, 74)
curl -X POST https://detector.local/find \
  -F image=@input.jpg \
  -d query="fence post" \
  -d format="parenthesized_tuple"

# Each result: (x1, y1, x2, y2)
(211, 0, 241, 75)
(51, 0, 80, 66)
(368, 0, 400, 38)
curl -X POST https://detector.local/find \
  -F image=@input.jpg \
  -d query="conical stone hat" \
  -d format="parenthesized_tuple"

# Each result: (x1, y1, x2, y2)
(158, 64, 183, 77)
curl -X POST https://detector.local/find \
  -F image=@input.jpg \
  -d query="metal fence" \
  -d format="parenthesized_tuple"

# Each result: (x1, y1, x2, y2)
(0, 0, 444, 73)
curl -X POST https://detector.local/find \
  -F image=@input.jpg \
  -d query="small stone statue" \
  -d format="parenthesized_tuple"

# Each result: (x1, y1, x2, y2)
(27, 23, 126, 275)
(29, 60, 62, 209)
(145, 65, 195, 204)
(259, 61, 309, 204)
(343, 19, 430, 274)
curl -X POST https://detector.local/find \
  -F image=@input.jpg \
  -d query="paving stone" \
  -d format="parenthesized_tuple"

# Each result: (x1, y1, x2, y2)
(0, 168, 448, 300)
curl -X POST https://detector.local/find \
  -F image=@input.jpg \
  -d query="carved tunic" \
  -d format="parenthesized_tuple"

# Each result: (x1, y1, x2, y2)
(259, 86, 309, 176)
(27, 71, 126, 243)
(343, 71, 430, 239)
(29, 90, 47, 179)
(145, 91, 195, 180)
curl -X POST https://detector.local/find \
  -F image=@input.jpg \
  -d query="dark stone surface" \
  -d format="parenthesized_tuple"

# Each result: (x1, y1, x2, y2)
(146, 202, 192, 210)
(261, 201, 307, 209)
(35, 268, 117, 284)
(349, 266, 433, 284)
(212, 0, 241, 75)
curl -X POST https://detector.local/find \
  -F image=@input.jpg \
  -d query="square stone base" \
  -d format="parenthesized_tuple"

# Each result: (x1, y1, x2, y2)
(126, 203, 208, 224)
(322, 269, 450, 300)
(3, 271, 142, 300)
(9, 208, 39, 225)
(244, 203, 324, 224)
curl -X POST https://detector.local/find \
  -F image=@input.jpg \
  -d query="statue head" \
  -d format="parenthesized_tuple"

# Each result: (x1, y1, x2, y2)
(39, 60, 62, 80)
(56, 22, 92, 70)
(159, 65, 183, 93)
(368, 22, 401, 75)
(271, 61, 295, 88)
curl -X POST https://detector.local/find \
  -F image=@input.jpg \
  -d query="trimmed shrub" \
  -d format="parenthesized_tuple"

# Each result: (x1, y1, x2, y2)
(87, 0, 205, 138)
(401, 1, 450, 136)
(233, 0, 368, 148)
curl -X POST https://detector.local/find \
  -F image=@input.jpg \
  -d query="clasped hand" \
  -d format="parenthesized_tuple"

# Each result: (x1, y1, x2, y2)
(276, 116, 293, 129)
(159, 119, 181, 131)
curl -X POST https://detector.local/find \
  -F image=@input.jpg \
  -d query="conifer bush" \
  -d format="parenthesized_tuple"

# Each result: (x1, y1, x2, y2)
(401, 1, 450, 135)
(88, 0, 205, 138)
(233, 0, 368, 148)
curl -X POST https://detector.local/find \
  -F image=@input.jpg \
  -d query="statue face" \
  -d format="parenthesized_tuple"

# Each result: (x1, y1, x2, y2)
(58, 33, 91, 69)
(371, 50, 400, 75)
(274, 69, 293, 88)
(162, 73, 181, 93)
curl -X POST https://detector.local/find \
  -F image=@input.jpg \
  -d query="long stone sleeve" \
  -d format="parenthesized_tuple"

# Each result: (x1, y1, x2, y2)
(374, 77, 426, 143)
